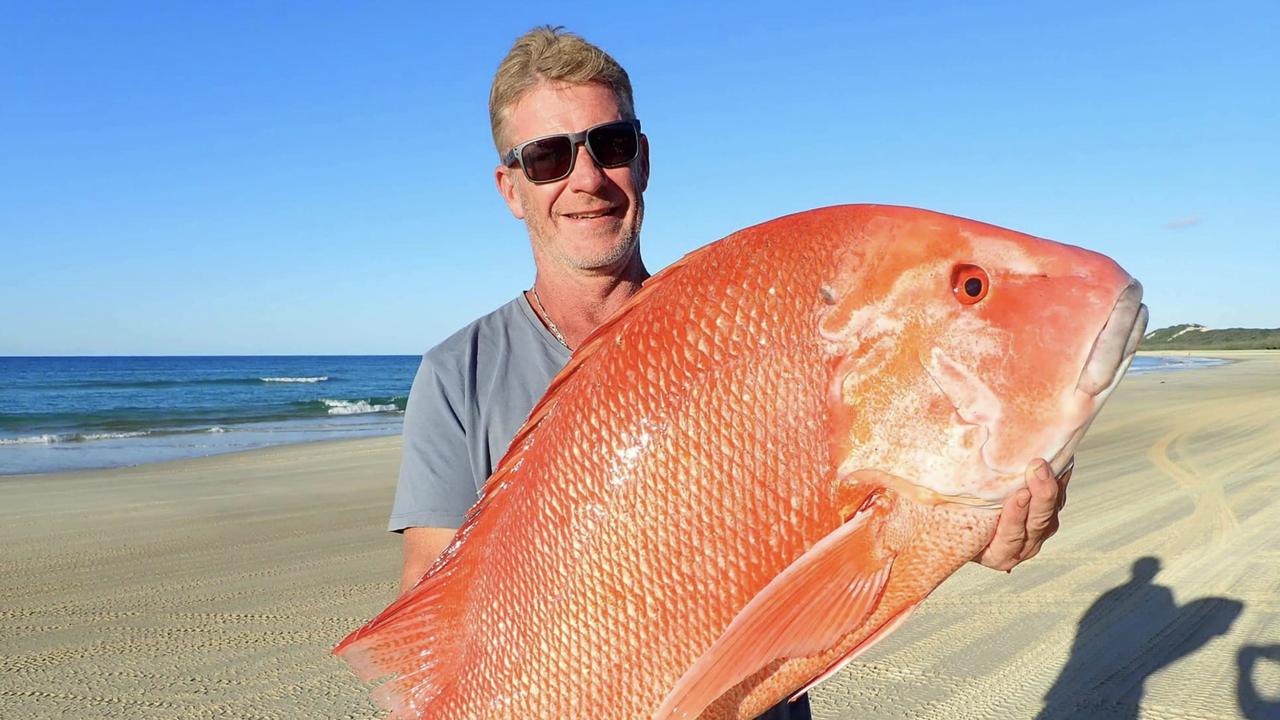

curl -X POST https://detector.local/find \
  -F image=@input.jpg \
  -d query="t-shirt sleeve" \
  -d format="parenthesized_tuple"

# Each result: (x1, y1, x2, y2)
(388, 354, 475, 532)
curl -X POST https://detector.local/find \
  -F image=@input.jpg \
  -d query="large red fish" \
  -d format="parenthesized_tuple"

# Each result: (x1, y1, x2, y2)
(335, 205, 1147, 719)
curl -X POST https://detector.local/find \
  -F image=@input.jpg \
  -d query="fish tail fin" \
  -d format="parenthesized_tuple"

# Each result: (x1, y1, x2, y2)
(333, 566, 473, 717)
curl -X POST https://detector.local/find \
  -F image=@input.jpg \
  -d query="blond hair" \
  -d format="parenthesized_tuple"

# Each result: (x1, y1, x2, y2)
(489, 26, 636, 157)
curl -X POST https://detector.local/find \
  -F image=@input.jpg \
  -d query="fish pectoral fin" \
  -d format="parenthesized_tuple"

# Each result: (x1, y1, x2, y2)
(788, 602, 919, 701)
(652, 491, 896, 720)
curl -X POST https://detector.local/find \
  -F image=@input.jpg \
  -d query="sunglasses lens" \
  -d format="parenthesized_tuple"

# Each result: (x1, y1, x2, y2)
(587, 122, 638, 167)
(521, 136, 573, 182)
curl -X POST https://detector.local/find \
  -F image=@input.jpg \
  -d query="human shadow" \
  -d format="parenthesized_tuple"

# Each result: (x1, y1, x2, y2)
(1036, 557, 1243, 719)
(1238, 644, 1280, 719)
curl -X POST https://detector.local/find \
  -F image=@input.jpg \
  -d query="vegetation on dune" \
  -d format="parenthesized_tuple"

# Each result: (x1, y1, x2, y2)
(1141, 324, 1280, 350)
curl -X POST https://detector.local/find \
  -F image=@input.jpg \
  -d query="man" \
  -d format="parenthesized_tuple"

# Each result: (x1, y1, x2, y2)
(390, 26, 1070, 719)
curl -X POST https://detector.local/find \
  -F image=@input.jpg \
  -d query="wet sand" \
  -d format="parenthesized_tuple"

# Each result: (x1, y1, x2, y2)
(2, 352, 1277, 718)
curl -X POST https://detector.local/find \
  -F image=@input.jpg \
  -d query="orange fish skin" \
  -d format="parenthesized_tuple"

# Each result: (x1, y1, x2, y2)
(697, 494, 999, 718)
(334, 205, 1144, 720)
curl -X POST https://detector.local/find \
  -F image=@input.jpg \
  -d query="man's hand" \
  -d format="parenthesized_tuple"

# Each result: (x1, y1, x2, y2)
(974, 458, 1072, 572)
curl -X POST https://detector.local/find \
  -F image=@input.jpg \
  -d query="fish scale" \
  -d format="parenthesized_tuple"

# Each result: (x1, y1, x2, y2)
(335, 205, 1143, 719)
(411, 220, 827, 717)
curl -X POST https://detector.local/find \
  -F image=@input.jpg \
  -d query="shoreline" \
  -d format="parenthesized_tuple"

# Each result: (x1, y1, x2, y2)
(0, 420, 401, 476)
(0, 432, 403, 482)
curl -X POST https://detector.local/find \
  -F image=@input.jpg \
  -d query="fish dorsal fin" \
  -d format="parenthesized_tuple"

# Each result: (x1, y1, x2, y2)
(653, 490, 898, 720)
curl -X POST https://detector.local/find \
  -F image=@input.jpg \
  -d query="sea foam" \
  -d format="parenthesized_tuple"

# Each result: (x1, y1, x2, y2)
(0, 431, 151, 445)
(260, 376, 329, 383)
(321, 399, 401, 415)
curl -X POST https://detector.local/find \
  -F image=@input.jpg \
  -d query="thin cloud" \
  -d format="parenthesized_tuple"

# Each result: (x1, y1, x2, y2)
(1162, 215, 1202, 230)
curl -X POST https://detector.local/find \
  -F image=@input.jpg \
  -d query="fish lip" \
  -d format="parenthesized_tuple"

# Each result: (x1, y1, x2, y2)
(1045, 307, 1145, 479)
(1045, 285, 1146, 478)
(1055, 456, 1076, 482)
(1077, 282, 1147, 396)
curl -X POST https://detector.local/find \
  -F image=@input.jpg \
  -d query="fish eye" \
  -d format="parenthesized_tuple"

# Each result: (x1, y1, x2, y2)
(951, 264, 989, 305)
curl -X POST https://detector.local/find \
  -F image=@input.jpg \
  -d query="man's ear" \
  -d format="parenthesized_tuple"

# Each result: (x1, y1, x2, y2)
(495, 165, 526, 219)
(636, 133, 650, 193)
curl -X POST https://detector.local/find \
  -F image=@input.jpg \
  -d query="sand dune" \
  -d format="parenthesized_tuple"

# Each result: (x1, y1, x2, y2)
(2, 352, 1277, 719)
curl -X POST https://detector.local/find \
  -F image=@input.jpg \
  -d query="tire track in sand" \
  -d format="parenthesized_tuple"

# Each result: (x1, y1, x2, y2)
(1144, 411, 1240, 556)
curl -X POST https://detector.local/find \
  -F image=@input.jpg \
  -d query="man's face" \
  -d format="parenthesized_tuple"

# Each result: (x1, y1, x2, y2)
(496, 81, 649, 274)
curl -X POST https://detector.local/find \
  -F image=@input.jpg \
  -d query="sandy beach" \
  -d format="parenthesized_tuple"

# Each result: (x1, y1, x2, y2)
(3, 352, 1277, 719)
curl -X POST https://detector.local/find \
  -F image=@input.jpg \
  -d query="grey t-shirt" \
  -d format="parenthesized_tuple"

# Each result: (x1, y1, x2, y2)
(388, 295, 572, 531)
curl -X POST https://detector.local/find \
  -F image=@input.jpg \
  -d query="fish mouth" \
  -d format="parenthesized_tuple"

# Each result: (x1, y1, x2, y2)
(1077, 281, 1147, 396)
(908, 280, 1147, 502)
(1047, 281, 1148, 477)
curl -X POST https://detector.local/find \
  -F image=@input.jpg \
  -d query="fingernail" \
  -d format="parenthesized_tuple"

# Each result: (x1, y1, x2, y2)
(1037, 463, 1053, 481)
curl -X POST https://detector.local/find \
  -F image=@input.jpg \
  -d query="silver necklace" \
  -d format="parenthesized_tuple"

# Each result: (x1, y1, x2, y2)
(530, 286, 570, 349)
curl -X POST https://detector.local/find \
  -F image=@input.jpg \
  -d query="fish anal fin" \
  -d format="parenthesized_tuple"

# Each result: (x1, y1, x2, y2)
(653, 490, 898, 720)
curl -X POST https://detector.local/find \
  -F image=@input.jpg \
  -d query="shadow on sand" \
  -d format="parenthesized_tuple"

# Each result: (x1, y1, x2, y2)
(1036, 557, 1242, 719)
(1238, 644, 1280, 720)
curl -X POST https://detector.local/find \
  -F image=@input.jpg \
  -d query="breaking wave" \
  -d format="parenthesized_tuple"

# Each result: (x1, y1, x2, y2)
(0, 430, 151, 445)
(319, 398, 404, 415)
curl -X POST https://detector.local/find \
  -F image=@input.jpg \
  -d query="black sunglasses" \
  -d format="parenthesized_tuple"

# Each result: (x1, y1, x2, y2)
(503, 119, 641, 184)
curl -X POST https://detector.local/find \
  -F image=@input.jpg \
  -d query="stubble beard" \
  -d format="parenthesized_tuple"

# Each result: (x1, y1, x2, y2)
(528, 194, 645, 273)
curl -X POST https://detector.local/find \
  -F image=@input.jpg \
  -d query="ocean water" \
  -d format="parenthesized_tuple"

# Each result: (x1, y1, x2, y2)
(0, 354, 1227, 476)
(0, 356, 420, 475)
(1127, 354, 1230, 374)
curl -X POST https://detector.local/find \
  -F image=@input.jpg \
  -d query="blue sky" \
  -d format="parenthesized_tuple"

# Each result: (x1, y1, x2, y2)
(2, 1, 1276, 355)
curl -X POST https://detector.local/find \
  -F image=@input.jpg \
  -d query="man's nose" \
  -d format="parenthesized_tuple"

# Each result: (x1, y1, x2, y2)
(565, 143, 608, 192)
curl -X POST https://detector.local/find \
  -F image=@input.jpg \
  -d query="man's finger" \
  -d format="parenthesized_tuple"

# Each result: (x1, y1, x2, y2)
(979, 487, 1031, 570)
(1018, 517, 1059, 563)
(1019, 459, 1062, 562)
(1025, 459, 1060, 537)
